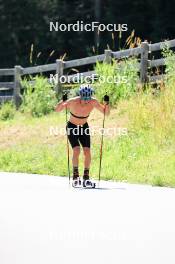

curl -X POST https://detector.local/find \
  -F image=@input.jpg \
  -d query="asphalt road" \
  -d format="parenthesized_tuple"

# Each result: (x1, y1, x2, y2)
(0, 172, 175, 264)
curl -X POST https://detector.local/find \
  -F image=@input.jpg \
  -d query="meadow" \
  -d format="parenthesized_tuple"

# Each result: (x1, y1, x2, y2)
(0, 47, 175, 187)
(0, 85, 175, 187)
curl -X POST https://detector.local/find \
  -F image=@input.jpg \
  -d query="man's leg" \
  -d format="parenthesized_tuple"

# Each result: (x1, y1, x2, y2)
(66, 121, 81, 181)
(72, 146, 80, 180)
(82, 147, 95, 187)
(78, 123, 91, 180)
(83, 147, 91, 180)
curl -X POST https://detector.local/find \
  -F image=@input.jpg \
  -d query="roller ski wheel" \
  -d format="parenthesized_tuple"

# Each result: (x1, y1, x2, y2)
(83, 179, 96, 189)
(72, 178, 82, 188)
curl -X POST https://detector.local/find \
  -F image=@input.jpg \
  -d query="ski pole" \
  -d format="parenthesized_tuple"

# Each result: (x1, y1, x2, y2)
(98, 104, 106, 184)
(63, 92, 71, 185)
(65, 105, 71, 185)
(98, 95, 109, 185)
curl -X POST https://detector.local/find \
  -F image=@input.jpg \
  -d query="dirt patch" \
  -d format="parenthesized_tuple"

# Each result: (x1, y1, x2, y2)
(0, 109, 129, 149)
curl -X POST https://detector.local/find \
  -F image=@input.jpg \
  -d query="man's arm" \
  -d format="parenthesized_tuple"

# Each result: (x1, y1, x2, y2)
(93, 98, 110, 116)
(55, 100, 68, 112)
(55, 94, 73, 112)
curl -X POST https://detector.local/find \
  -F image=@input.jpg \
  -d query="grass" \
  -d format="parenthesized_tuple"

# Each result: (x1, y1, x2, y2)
(0, 87, 175, 187)
(0, 46, 175, 187)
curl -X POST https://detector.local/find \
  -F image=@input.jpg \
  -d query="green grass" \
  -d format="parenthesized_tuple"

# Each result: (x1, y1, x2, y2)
(0, 89, 175, 187)
(0, 128, 175, 187)
(1, 47, 175, 187)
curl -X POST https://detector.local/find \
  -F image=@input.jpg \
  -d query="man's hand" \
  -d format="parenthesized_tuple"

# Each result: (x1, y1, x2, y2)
(62, 93, 68, 102)
(55, 94, 68, 112)
(103, 94, 109, 104)
(93, 98, 110, 116)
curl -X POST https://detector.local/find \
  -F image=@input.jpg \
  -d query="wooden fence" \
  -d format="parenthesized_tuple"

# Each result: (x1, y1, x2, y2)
(0, 39, 175, 107)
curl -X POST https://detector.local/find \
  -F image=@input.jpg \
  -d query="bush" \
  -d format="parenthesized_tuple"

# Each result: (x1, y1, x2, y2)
(0, 102, 16, 121)
(94, 58, 139, 105)
(21, 76, 57, 117)
(162, 45, 175, 85)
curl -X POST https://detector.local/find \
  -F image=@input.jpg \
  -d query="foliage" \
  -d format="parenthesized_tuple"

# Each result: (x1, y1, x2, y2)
(21, 76, 57, 117)
(0, 0, 175, 68)
(162, 45, 175, 86)
(94, 58, 139, 105)
(0, 102, 16, 121)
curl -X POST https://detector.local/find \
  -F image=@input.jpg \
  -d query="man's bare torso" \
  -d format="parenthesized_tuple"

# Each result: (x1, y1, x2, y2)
(68, 97, 95, 125)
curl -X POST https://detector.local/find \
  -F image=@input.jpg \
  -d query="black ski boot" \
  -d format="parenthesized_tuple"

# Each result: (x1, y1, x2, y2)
(83, 179, 96, 188)
(72, 177, 82, 188)
(83, 168, 96, 188)
(72, 167, 81, 188)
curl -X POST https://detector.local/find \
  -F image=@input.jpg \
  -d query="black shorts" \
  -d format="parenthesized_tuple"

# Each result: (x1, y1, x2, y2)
(66, 121, 90, 149)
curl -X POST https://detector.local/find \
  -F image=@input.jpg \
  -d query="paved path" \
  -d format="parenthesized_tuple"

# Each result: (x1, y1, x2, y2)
(0, 172, 175, 264)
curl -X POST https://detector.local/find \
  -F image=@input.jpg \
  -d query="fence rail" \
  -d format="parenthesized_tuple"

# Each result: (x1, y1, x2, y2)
(112, 47, 142, 58)
(0, 69, 14, 76)
(64, 54, 105, 68)
(22, 63, 57, 75)
(0, 39, 174, 107)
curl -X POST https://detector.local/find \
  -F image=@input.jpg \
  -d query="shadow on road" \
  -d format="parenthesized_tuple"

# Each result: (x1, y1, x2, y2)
(73, 187, 126, 191)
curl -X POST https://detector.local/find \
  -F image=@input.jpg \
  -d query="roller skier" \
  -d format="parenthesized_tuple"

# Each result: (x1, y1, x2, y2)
(55, 85, 110, 188)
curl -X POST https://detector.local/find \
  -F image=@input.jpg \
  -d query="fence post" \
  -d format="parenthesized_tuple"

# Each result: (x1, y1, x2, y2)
(104, 49, 112, 64)
(14, 65, 23, 108)
(56, 59, 64, 95)
(140, 42, 149, 84)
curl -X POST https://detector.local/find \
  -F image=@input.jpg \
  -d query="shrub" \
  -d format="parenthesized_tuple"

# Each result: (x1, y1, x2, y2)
(94, 58, 139, 105)
(0, 102, 16, 121)
(162, 45, 175, 86)
(21, 76, 57, 117)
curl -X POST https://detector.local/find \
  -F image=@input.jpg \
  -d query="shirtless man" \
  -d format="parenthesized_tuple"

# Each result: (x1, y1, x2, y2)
(55, 85, 110, 187)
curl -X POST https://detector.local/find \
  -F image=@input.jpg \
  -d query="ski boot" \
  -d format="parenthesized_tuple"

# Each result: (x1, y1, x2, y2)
(83, 179, 96, 188)
(72, 177, 82, 188)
